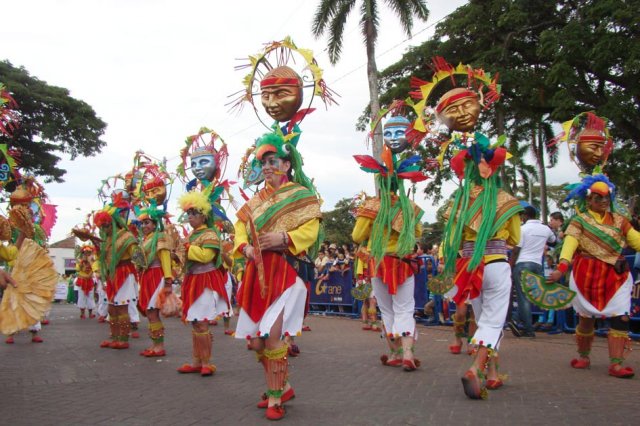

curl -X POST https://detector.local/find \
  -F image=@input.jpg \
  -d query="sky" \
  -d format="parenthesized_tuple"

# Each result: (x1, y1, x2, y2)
(1, 0, 580, 244)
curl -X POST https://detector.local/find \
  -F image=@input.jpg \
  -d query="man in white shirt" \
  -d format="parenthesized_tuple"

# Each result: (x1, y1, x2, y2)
(509, 206, 557, 337)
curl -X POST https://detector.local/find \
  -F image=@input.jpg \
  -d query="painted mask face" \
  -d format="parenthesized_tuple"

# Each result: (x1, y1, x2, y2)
(144, 184, 167, 205)
(436, 90, 481, 132)
(576, 141, 604, 169)
(190, 154, 216, 181)
(260, 85, 303, 123)
(383, 125, 409, 154)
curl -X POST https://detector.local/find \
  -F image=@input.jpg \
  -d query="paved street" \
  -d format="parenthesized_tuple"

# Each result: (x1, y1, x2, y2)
(0, 303, 638, 426)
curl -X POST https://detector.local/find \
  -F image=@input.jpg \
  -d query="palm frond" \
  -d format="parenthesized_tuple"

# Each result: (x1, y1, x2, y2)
(312, 0, 342, 37)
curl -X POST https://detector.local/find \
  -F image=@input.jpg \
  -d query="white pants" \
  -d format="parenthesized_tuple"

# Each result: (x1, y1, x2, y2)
(469, 262, 511, 351)
(235, 278, 307, 339)
(570, 271, 633, 317)
(77, 289, 96, 310)
(372, 276, 417, 338)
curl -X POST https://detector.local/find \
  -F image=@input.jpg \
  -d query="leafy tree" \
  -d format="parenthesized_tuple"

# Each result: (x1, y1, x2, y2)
(371, 0, 640, 211)
(312, 0, 429, 162)
(322, 197, 356, 246)
(0, 60, 107, 182)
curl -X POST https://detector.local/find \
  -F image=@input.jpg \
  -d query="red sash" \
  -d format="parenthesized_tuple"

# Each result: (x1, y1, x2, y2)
(452, 258, 485, 305)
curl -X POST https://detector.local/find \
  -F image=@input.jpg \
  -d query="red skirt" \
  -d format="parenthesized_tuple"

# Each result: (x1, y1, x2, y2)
(237, 251, 299, 323)
(105, 262, 137, 302)
(76, 276, 94, 296)
(369, 256, 416, 295)
(572, 254, 628, 311)
(138, 266, 164, 312)
(181, 268, 229, 321)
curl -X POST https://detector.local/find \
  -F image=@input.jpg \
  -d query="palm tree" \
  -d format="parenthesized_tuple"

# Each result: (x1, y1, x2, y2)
(312, 0, 429, 161)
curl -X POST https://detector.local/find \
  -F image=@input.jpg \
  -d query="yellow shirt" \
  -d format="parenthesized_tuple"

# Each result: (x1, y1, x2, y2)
(560, 209, 640, 262)
(233, 218, 320, 258)
(188, 225, 217, 264)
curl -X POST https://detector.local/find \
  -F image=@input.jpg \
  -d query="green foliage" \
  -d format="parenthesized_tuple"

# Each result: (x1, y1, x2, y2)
(322, 197, 356, 246)
(372, 0, 640, 211)
(0, 60, 107, 182)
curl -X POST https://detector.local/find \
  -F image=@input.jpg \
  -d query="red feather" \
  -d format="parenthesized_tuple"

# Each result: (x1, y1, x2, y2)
(353, 155, 385, 173)
(287, 108, 316, 133)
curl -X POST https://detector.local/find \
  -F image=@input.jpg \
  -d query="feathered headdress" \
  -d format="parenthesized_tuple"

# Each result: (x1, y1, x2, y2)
(239, 132, 316, 193)
(134, 199, 168, 230)
(563, 174, 619, 213)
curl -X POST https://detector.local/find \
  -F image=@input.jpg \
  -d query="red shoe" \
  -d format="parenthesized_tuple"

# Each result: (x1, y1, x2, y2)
(100, 340, 112, 348)
(89, 314, 96, 319)
(5, 336, 14, 344)
(31, 336, 44, 343)
(200, 365, 216, 376)
(380, 354, 403, 367)
(177, 364, 201, 374)
(80, 314, 86, 319)
(41, 319, 50, 325)
(570, 357, 590, 369)
(486, 379, 504, 390)
(288, 344, 300, 357)
(449, 344, 462, 354)
(461, 369, 487, 400)
(257, 387, 296, 409)
(302, 325, 311, 332)
(145, 350, 166, 358)
(362, 325, 373, 331)
(265, 405, 285, 421)
(608, 364, 635, 379)
(97, 316, 106, 323)
(224, 330, 234, 336)
(131, 331, 140, 339)
(403, 358, 421, 372)
(112, 341, 129, 349)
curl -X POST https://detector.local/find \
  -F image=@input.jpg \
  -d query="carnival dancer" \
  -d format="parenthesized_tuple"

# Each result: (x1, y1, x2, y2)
(135, 201, 174, 357)
(408, 58, 522, 398)
(176, 189, 229, 376)
(548, 176, 638, 378)
(75, 245, 97, 319)
(233, 132, 320, 420)
(94, 194, 139, 350)
(230, 37, 335, 421)
(1, 183, 58, 344)
(352, 114, 426, 372)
